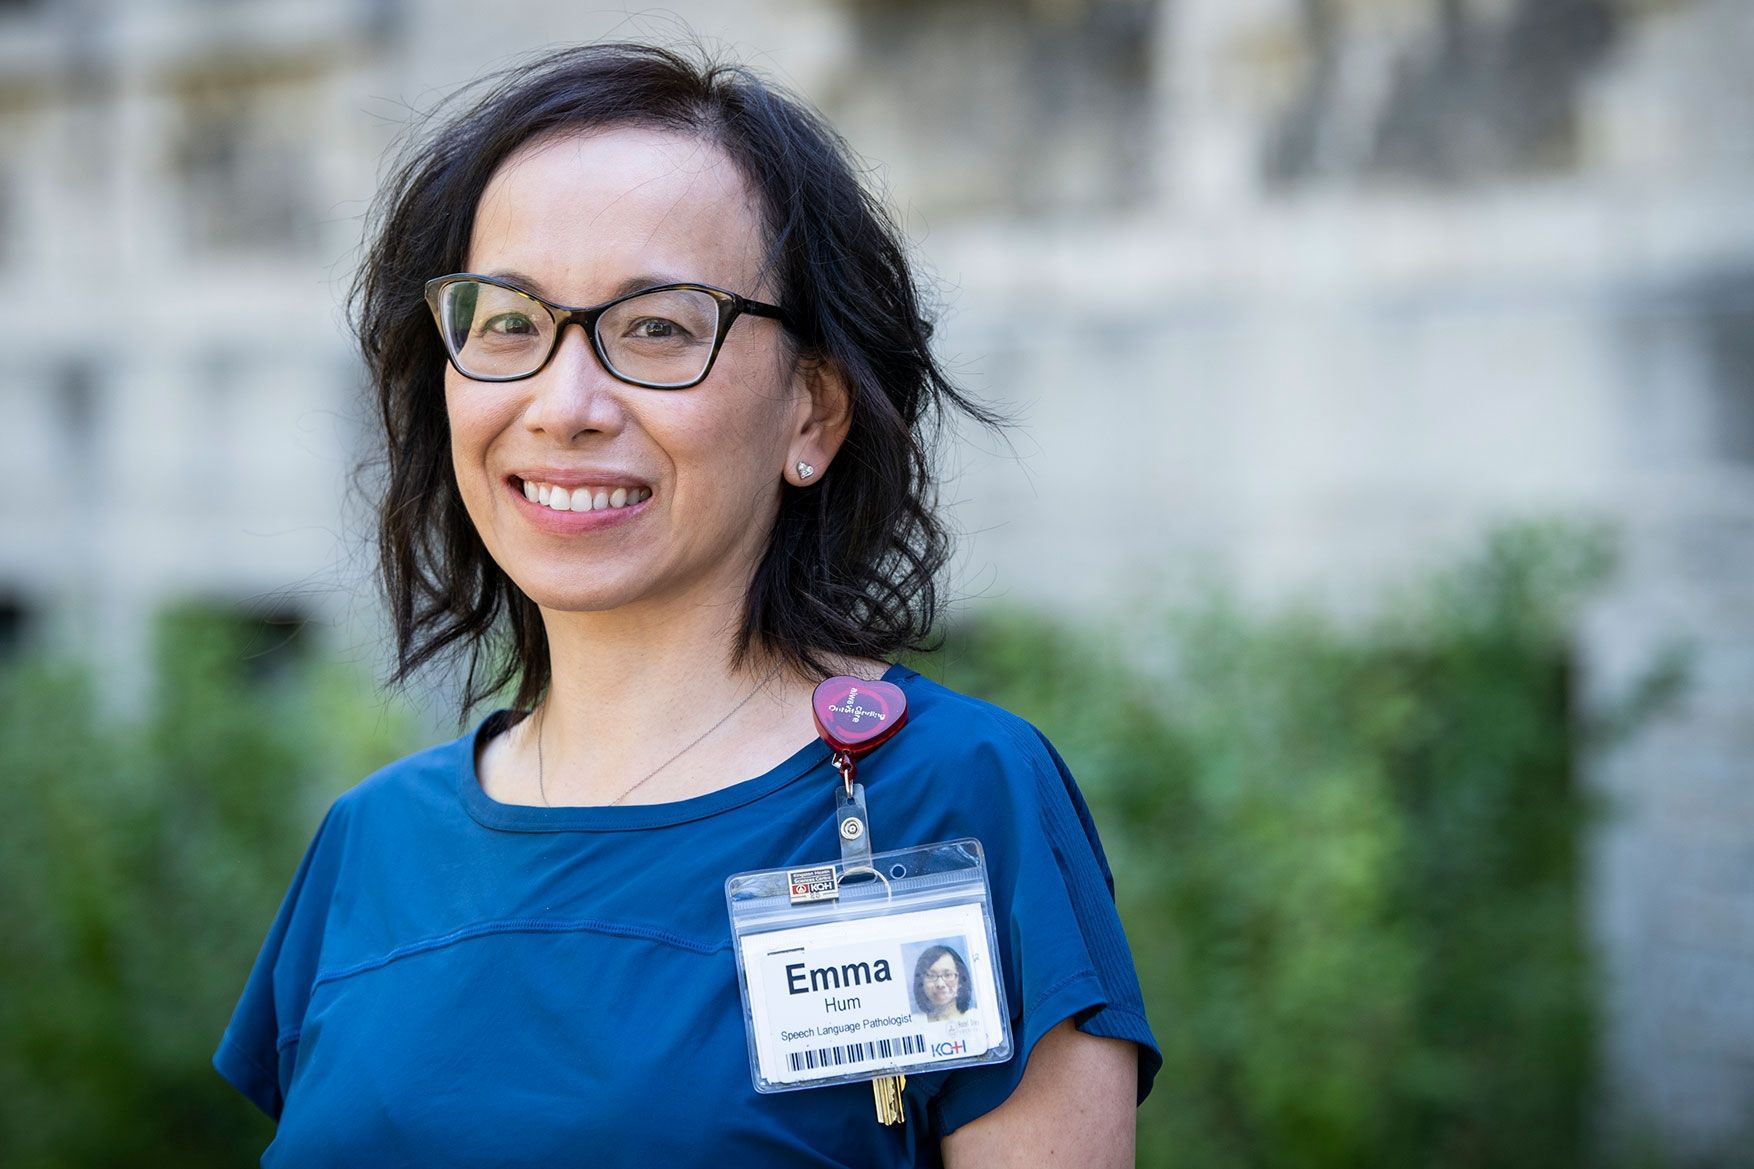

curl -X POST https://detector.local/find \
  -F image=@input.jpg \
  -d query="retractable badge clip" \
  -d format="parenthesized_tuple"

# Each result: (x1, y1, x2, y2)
(811, 675, 908, 873)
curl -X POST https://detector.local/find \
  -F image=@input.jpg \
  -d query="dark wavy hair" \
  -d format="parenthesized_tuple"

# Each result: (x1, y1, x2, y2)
(349, 42, 1003, 723)
(912, 944, 973, 1016)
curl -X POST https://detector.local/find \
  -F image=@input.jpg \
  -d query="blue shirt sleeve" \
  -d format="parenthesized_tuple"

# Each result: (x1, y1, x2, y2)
(212, 803, 342, 1120)
(920, 720, 1162, 1137)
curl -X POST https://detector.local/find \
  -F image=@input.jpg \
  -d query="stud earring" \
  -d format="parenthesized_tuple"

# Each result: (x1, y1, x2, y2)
(796, 461, 816, 481)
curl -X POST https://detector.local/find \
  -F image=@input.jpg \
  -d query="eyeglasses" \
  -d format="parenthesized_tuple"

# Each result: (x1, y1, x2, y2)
(923, 971, 960, 986)
(424, 274, 789, 389)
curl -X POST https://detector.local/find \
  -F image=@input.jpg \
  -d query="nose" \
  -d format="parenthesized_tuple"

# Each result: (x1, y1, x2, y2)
(523, 322, 626, 441)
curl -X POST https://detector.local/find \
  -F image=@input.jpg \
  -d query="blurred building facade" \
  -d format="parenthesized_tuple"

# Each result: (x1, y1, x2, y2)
(0, 0, 1748, 1159)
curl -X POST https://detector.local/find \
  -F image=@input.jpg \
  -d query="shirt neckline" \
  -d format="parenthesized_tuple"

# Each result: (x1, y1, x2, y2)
(457, 662, 915, 833)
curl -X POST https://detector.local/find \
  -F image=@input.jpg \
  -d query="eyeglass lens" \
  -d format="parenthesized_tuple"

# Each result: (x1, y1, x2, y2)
(436, 280, 723, 386)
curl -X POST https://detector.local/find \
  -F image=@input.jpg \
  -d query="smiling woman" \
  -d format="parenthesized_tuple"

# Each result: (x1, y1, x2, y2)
(212, 41, 1159, 1168)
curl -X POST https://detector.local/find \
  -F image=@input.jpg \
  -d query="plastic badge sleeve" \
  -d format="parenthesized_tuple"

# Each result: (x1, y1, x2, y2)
(725, 838, 1013, 1094)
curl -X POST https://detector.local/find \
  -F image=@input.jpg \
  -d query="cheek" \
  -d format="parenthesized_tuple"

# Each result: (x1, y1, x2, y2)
(444, 373, 512, 466)
(443, 375, 472, 455)
(669, 373, 795, 492)
(444, 399, 479, 485)
(717, 357, 803, 462)
(442, 376, 514, 520)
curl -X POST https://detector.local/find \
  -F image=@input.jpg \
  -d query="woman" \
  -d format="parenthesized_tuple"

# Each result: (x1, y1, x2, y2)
(214, 42, 1158, 1167)
(913, 945, 974, 1023)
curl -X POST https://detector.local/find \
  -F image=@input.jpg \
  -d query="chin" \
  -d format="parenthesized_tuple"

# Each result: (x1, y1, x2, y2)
(521, 587, 638, 613)
(509, 570, 644, 613)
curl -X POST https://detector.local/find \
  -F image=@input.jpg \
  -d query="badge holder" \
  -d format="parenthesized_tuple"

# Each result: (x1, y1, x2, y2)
(725, 677, 1013, 1126)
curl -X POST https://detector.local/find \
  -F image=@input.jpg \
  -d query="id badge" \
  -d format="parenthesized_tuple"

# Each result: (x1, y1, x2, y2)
(726, 838, 1014, 1093)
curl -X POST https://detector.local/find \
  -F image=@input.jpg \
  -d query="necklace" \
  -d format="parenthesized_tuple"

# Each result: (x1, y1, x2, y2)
(533, 663, 784, 807)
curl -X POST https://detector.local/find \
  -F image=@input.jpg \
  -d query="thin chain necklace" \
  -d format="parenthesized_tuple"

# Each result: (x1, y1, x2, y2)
(534, 663, 784, 807)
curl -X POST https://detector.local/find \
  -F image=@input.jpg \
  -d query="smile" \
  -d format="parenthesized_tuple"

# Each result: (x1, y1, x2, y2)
(519, 479, 653, 512)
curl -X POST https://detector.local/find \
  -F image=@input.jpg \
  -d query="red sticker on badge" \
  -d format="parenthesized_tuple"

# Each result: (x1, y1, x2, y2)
(811, 676, 908, 755)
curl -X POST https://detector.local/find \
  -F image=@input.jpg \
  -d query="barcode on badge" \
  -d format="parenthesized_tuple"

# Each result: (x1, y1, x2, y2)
(786, 1033, 927, 1073)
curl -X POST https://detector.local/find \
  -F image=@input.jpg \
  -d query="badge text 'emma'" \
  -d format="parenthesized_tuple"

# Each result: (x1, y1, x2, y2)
(786, 956, 894, 1014)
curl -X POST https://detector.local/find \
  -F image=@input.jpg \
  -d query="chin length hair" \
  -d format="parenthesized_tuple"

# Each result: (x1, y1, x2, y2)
(350, 42, 1004, 723)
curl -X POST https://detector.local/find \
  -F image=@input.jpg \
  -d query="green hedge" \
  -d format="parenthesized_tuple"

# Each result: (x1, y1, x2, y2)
(0, 523, 1673, 1166)
(0, 605, 420, 1167)
(914, 521, 1678, 1168)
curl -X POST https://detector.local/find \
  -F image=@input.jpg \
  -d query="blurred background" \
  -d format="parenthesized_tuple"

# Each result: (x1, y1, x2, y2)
(0, 0, 1749, 1165)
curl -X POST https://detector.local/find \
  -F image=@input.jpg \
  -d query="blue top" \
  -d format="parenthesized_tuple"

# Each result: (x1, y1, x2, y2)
(214, 663, 1161, 1167)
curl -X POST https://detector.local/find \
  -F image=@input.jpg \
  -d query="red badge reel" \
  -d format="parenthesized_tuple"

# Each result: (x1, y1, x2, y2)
(812, 676, 908, 794)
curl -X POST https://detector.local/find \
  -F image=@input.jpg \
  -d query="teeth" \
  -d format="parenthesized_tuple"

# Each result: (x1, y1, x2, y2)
(521, 480, 652, 510)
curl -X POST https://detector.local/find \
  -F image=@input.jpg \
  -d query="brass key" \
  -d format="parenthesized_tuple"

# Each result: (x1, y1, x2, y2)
(872, 1074, 907, 1125)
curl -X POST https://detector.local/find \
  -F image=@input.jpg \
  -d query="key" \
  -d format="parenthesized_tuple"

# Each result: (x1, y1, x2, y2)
(872, 1074, 907, 1125)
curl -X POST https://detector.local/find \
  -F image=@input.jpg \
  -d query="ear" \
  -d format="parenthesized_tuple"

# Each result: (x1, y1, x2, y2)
(784, 355, 853, 487)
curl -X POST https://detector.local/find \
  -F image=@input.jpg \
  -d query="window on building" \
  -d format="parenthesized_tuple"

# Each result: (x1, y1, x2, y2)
(0, 593, 29, 660)
(0, 168, 14, 268)
(1264, 0, 1619, 187)
(236, 606, 309, 686)
(170, 74, 318, 255)
(54, 359, 98, 461)
(1697, 270, 1754, 464)
(838, 0, 1158, 216)
(155, 599, 312, 690)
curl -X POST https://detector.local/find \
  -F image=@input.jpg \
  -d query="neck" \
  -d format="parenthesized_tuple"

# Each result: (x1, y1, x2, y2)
(509, 590, 890, 807)
(545, 593, 752, 713)
(530, 591, 768, 802)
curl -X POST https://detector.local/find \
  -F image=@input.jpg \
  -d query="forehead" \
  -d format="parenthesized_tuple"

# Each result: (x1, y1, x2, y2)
(465, 125, 768, 301)
(927, 954, 955, 969)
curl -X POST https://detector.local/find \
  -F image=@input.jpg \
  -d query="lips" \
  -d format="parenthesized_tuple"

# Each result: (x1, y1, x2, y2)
(517, 477, 652, 513)
(507, 475, 651, 531)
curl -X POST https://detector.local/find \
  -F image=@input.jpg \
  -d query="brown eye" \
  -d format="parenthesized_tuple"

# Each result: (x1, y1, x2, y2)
(627, 317, 689, 340)
(483, 312, 540, 336)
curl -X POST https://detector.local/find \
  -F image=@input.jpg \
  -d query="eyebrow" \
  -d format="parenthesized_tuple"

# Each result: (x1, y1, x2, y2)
(482, 269, 699, 304)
